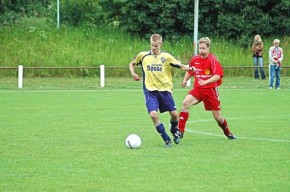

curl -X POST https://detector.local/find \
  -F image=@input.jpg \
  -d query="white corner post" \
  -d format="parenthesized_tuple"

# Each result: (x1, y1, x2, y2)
(18, 65, 23, 89)
(100, 65, 105, 87)
(57, 0, 60, 29)
(186, 78, 191, 87)
(193, 0, 199, 56)
(187, 0, 199, 87)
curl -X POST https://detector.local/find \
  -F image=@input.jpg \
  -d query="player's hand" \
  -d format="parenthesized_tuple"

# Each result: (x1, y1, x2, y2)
(132, 73, 140, 81)
(198, 79, 207, 86)
(188, 66, 196, 71)
(181, 80, 187, 88)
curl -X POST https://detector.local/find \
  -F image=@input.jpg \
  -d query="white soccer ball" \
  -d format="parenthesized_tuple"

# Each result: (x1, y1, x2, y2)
(125, 134, 141, 149)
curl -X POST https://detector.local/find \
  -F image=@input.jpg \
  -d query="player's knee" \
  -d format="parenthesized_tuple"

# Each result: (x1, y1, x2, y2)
(170, 111, 178, 120)
(182, 100, 190, 110)
(149, 111, 158, 121)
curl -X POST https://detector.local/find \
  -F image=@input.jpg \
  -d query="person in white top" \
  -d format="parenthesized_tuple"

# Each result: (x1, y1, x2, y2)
(268, 39, 284, 89)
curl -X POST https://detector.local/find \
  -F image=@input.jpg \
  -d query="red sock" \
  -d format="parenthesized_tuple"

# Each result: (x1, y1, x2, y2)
(218, 118, 231, 135)
(178, 111, 189, 133)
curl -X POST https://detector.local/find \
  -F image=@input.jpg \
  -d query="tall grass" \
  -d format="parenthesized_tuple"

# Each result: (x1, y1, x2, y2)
(0, 19, 148, 67)
(0, 17, 289, 68)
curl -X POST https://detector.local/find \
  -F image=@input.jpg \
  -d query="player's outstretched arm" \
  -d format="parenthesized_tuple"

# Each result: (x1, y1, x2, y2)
(179, 64, 196, 72)
(181, 72, 192, 88)
(129, 61, 140, 81)
(170, 63, 196, 71)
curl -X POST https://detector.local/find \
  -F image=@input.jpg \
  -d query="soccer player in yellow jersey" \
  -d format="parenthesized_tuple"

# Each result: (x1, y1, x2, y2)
(129, 34, 192, 147)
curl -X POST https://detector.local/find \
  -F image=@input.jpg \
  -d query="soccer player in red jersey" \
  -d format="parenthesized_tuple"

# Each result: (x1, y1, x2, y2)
(177, 37, 236, 141)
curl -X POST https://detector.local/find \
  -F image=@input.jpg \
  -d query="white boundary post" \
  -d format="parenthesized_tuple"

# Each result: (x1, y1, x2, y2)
(188, 0, 198, 87)
(186, 64, 191, 87)
(100, 65, 105, 87)
(186, 79, 191, 87)
(193, 0, 199, 56)
(57, 0, 60, 29)
(18, 65, 23, 89)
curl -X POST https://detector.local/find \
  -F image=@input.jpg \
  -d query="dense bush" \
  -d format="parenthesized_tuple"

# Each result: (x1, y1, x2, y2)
(60, 0, 103, 26)
(214, 0, 290, 47)
(0, 0, 52, 25)
(120, 0, 290, 45)
(1, 0, 289, 44)
(119, 0, 194, 42)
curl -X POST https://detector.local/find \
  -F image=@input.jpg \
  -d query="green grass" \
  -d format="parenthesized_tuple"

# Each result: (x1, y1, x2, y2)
(1, 76, 290, 90)
(0, 77, 290, 191)
(0, 20, 289, 69)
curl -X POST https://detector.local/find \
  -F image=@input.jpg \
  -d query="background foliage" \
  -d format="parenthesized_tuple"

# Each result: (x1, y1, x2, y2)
(1, 0, 289, 43)
(0, 0, 289, 76)
(119, 0, 290, 46)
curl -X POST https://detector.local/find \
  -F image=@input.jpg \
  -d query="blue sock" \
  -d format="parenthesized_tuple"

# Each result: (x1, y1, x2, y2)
(156, 123, 171, 142)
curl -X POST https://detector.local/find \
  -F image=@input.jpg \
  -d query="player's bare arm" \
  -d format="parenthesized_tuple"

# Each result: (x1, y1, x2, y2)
(179, 64, 196, 72)
(129, 61, 140, 81)
(181, 72, 193, 88)
(170, 63, 195, 72)
(198, 75, 220, 86)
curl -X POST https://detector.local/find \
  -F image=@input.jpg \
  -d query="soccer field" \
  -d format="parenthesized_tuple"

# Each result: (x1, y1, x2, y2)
(1, 82, 290, 191)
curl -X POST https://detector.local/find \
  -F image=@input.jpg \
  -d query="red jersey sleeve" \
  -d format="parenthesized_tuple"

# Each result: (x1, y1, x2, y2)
(208, 54, 223, 87)
(209, 54, 223, 77)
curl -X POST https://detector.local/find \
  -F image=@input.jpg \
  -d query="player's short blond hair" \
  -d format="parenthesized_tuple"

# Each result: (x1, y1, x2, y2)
(150, 34, 163, 44)
(198, 37, 211, 47)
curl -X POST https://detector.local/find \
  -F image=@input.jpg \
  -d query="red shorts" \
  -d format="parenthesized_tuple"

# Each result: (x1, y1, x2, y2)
(188, 87, 221, 110)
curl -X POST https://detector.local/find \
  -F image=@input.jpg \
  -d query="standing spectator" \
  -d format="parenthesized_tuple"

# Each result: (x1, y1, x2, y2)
(177, 37, 236, 141)
(269, 39, 284, 89)
(129, 34, 193, 147)
(252, 35, 266, 79)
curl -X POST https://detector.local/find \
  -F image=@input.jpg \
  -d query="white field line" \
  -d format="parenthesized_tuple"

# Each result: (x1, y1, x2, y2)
(186, 129, 290, 143)
(186, 115, 290, 124)
(3, 88, 290, 93)
(185, 115, 290, 143)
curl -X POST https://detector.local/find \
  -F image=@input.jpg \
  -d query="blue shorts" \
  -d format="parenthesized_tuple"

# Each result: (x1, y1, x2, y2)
(144, 91, 176, 113)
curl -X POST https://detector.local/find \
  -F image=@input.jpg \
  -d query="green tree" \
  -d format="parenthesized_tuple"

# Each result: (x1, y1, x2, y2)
(119, 0, 290, 44)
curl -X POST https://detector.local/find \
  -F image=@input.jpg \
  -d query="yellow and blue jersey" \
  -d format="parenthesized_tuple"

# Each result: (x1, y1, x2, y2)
(133, 51, 181, 93)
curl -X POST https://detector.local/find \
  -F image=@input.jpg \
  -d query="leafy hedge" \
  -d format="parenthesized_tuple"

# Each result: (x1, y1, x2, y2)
(119, 0, 290, 46)
(1, 0, 289, 45)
